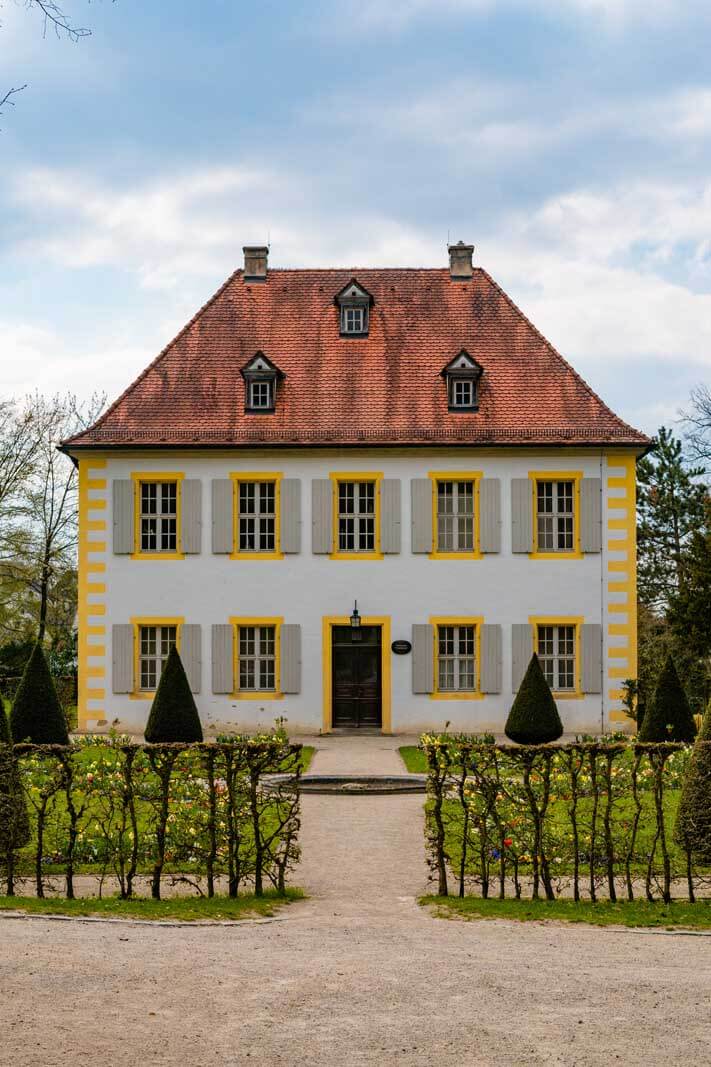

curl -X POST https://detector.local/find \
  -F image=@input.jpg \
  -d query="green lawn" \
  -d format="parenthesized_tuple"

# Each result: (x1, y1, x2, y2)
(399, 746, 427, 773)
(422, 895, 711, 929)
(295, 745, 315, 773)
(0, 888, 303, 921)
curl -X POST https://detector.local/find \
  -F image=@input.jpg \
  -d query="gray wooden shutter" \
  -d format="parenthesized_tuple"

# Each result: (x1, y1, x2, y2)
(112, 624, 134, 693)
(180, 624, 202, 694)
(112, 480, 134, 555)
(480, 624, 502, 694)
(181, 480, 202, 554)
(581, 623, 602, 694)
(212, 479, 233, 554)
(511, 479, 533, 553)
(312, 480, 332, 554)
(380, 479, 401, 554)
(411, 479, 433, 554)
(281, 624, 301, 694)
(412, 623, 434, 694)
(512, 623, 533, 692)
(479, 479, 501, 554)
(211, 624, 233, 694)
(280, 479, 301, 554)
(581, 477, 602, 553)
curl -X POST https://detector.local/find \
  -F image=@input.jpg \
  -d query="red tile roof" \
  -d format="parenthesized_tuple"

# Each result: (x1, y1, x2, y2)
(64, 267, 649, 450)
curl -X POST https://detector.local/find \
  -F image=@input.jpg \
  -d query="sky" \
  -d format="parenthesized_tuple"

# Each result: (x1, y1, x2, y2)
(2, 0, 711, 436)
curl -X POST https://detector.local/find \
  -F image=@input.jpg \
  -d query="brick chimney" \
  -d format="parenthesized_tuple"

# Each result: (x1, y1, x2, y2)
(448, 240, 474, 280)
(243, 245, 269, 280)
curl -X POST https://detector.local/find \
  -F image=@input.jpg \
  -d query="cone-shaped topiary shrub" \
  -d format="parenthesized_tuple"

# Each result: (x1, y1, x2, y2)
(144, 644, 203, 743)
(0, 701, 10, 744)
(505, 653, 563, 744)
(10, 642, 69, 744)
(674, 698, 711, 862)
(0, 743, 31, 893)
(637, 655, 696, 743)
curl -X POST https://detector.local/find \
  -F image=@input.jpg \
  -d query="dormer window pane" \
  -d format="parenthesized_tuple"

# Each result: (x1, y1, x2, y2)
(342, 306, 367, 335)
(452, 379, 475, 408)
(248, 380, 274, 410)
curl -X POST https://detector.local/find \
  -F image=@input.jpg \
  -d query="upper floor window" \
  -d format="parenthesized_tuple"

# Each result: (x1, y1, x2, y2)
(241, 351, 284, 413)
(238, 480, 276, 553)
(139, 624, 177, 691)
(248, 380, 274, 410)
(537, 624, 576, 692)
(140, 481, 177, 553)
(338, 480, 376, 553)
(335, 279, 372, 337)
(437, 480, 474, 552)
(437, 624, 476, 692)
(238, 624, 276, 692)
(536, 480, 574, 553)
(441, 350, 482, 412)
(451, 378, 475, 409)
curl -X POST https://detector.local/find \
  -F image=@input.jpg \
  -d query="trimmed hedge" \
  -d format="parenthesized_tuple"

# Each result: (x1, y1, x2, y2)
(144, 645, 203, 743)
(675, 699, 711, 864)
(505, 653, 563, 745)
(638, 655, 696, 743)
(10, 643, 69, 745)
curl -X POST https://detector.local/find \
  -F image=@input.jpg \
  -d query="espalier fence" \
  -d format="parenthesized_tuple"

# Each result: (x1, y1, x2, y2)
(2, 737, 302, 900)
(422, 737, 710, 904)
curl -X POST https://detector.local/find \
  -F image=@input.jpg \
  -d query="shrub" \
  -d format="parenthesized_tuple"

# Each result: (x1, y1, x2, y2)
(505, 653, 563, 744)
(10, 643, 69, 745)
(637, 655, 696, 743)
(144, 645, 203, 743)
(0, 744, 31, 894)
(674, 699, 711, 862)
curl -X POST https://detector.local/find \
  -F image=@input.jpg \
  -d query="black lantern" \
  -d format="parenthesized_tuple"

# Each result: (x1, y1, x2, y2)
(350, 601, 362, 640)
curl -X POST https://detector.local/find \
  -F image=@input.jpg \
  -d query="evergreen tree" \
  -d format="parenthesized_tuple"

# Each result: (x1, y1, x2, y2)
(637, 427, 707, 613)
(0, 744, 31, 895)
(505, 653, 563, 744)
(668, 505, 711, 706)
(674, 698, 711, 863)
(637, 655, 696, 742)
(144, 645, 203, 743)
(10, 642, 69, 744)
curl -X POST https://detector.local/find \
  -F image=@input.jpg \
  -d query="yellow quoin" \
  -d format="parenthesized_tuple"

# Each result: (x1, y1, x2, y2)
(77, 456, 108, 730)
(606, 454, 638, 725)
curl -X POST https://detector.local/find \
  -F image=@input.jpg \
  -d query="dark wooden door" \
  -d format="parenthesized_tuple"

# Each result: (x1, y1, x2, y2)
(332, 626, 382, 728)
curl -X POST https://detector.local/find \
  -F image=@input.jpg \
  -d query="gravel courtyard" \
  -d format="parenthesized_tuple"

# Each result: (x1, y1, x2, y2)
(2, 735, 711, 1066)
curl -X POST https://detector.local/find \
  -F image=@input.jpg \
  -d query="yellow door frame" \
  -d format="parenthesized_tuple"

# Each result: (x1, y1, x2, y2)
(322, 616, 392, 734)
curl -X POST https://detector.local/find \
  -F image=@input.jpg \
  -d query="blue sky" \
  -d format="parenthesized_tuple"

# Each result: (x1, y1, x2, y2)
(2, 0, 710, 434)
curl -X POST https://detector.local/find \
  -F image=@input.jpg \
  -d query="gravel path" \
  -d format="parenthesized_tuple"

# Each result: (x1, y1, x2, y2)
(2, 735, 711, 1066)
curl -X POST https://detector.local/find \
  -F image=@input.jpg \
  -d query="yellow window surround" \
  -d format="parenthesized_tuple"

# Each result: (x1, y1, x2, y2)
(329, 472, 384, 560)
(129, 616, 185, 700)
(229, 472, 284, 560)
(528, 471, 583, 560)
(321, 616, 392, 733)
(229, 616, 284, 700)
(528, 615, 583, 699)
(428, 471, 483, 560)
(429, 615, 484, 700)
(131, 472, 185, 560)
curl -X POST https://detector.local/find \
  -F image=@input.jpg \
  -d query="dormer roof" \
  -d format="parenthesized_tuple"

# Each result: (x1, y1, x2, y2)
(334, 279, 373, 306)
(240, 351, 285, 380)
(440, 350, 483, 379)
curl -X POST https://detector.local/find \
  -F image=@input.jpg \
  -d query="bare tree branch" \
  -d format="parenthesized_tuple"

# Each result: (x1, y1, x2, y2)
(23, 0, 91, 41)
(682, 384, 711, 470)
(0, 85, 27, 124)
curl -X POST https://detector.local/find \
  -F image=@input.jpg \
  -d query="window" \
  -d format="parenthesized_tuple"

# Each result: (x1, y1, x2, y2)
(140, 481, 177, 553)
(238, 625, 276, 692)
(238, 481, 276, 553)
(248, 379, 274, 410)
(437, 624, 476, 692)
(139, 624, 177, 691)
(536, 480, 575, 552)
(341, 306, 367, 335)
(537, 624, 576, 692)
(437, 480, 474, 552)
(451, 378, 476, 409)
(338, 481, 375, 552)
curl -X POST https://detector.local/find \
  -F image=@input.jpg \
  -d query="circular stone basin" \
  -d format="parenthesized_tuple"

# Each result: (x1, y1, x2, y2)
(264, 774, 427, 795)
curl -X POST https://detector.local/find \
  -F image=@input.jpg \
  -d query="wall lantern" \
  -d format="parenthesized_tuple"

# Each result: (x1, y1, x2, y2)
(350, 600, 362, 640)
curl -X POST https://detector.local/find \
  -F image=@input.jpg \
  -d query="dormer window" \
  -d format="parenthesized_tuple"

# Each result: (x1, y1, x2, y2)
(335, 279, 372, 337)
(240, 351, 285, 414)
(441, 350, 483, 412)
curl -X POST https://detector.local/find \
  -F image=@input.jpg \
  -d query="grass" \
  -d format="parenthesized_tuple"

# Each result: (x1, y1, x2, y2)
(0, 888, 303, 921)
(295, 745, 315, 773)
(422, 895, 711, 929)
(399, 746, 427, 773)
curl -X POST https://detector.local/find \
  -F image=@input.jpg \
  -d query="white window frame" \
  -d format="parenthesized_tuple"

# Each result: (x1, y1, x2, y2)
(437, 624, 476, 692)
(536, 480, 574, 553)
(337, 480, 376, 553)
(450, 378, 476, 409)
(139, 481, 177, 553)
(248, 379, 274, 410)
(341, 305, 368, 335)
(237, 625, 276, 692)
(537, 624, 576, 692)
(139, 624, 177, 691)
(436, 480, 475, 552)
(238, 481, 276, 553)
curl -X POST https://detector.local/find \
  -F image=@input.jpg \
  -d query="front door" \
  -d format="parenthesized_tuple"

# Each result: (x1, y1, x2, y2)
(332, 625, 382, 728)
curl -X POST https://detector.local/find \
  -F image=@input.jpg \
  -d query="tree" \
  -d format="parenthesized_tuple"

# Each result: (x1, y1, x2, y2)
(637, 655, 696, 743)
(667, 504, 711, 707)
(505, 654, 563, 744)
(10, 642, 69, 744)
(684, 384, 711, 470)
(637, 427, 707, 613)
(674, 697, 711, 864)
(144, 645, 203, 743)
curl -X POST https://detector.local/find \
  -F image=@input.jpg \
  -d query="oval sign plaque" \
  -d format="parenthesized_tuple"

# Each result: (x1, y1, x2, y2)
(391, 640, 412, 655)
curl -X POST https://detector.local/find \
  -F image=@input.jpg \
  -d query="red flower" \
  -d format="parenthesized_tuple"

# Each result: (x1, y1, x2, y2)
(503, 838, 513, 848)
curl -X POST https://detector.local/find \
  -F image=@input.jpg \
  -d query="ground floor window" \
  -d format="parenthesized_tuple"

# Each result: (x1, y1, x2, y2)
(437, 624, 476, 692)
(139, 624, 177, 691)
(537, 624, 576, 691)
(237, 625, 276, 691)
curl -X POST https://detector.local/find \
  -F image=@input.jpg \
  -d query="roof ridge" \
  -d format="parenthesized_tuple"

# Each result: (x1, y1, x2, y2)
(479, 269, 647, 441)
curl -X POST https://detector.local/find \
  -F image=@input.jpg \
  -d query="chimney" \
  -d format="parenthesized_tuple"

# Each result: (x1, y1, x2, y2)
(243, 245, 269, 280)
(448, 240, 474, 280)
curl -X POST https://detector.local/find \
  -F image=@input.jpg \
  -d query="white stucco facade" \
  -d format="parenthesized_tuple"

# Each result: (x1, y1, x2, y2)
(75, 446, 639, 737)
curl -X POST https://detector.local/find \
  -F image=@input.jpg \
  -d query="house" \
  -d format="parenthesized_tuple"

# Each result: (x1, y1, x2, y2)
(62, 242, 649, 736)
